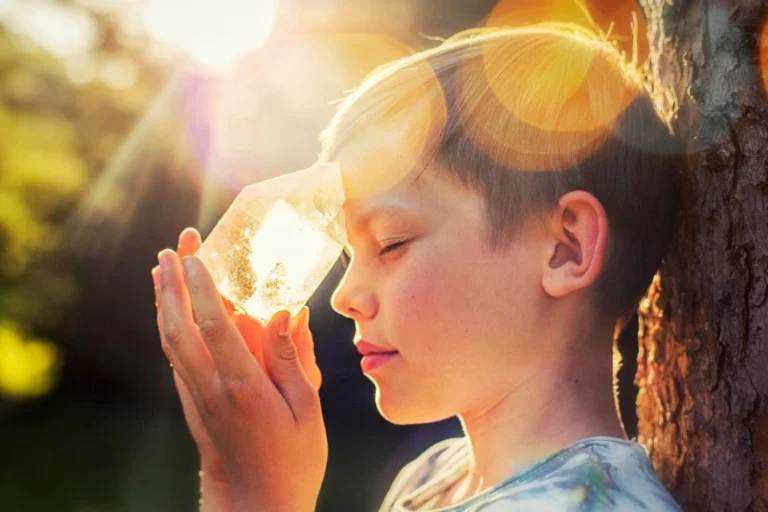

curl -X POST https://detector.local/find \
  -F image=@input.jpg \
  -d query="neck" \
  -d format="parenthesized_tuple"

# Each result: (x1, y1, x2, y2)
(455, 323, 627, 499)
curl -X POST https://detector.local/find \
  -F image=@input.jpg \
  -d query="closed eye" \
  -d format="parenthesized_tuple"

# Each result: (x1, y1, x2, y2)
(340, 239, 408, 269)
(379, 239, 408, 256)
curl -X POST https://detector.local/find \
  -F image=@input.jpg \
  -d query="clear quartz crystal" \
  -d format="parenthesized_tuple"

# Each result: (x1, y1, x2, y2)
(195, 162, 346, 324)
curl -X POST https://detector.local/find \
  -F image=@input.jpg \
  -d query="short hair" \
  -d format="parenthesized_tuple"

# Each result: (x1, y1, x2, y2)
(319, 23, 685, 325)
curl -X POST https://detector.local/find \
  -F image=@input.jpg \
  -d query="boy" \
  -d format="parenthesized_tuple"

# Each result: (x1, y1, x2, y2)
(154, 23, 683, 511)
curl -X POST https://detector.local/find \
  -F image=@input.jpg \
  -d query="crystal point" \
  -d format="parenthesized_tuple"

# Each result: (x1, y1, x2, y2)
(195, 162, 345, 324)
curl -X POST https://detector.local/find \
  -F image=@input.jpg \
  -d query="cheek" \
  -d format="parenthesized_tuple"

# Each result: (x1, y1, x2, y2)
(388, 248, 474, 348)
(389, 256, 442, 319)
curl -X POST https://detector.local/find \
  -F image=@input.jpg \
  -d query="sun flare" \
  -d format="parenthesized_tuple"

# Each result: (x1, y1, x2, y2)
(143, 0, 278, 69)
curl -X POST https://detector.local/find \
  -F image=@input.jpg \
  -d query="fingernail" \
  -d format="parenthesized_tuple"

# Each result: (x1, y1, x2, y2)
(300, 306, 310, 329)
(158, 249, 174, 270)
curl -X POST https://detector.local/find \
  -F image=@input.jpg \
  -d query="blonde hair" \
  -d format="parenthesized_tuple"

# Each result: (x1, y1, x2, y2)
(320, 23, 684, 322)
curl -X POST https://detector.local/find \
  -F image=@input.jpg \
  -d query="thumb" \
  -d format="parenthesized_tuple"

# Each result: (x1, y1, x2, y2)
(291, 306, 322, 391)
(264, 310, 315, 416)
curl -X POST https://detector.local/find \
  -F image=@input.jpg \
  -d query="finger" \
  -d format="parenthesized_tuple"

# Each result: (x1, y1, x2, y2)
(154, 265, 208, 396)
(177, 227, 202, 258)
(264, 310, 316, 418)
(158, 249, 215, 384)
(182, 255, 256, 380)
(152, 265, 161, 307)
(176, 228, 236, 320)
(172, 370, 210, 448)
(221, 296, 236, 317)
(233, 314, 265, 369)
(290, 306, 322, 391)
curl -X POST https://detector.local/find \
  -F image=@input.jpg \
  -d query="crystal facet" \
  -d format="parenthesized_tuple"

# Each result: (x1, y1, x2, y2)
(195, 162, 346, 324)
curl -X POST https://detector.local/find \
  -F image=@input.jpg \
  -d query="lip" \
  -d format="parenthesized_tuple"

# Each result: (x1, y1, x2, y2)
(360, 352, 398, 373)
(355, 340, 398, 357)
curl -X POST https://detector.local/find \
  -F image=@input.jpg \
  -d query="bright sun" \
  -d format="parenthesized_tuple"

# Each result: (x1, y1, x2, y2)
(143, 0, 278, 69)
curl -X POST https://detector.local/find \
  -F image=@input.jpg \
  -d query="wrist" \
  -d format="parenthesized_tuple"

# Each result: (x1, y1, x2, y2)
(199, 469, 234, 512)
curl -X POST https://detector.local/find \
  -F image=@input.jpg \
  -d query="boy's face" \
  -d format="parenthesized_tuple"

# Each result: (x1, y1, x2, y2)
(331, 161, 553, 425)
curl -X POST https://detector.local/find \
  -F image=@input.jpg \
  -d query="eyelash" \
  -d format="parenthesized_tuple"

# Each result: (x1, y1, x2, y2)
(378, 239, 408, 256)
(340, 239, 408, 269)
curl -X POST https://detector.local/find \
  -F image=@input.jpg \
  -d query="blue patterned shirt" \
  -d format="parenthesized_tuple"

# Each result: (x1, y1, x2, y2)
(378, 436, 682, 511)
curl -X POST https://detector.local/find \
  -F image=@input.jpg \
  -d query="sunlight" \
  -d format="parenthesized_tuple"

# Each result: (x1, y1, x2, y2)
(242, 200, 336, 321)
(320, 34, 447, 201)
(143, 0, 278, 70)
(457, 24, 637, 171)
(0, 324, 58, 399)
(197, 191, 346, 325)
(1, 1, 98, 58)
(62, 63, 191, 262)
(486, 0, 648, 65)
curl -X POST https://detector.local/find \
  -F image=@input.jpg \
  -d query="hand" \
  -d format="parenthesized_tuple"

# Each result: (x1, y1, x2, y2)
(154, 228, 236, 511)
(153, 240, 327, 512)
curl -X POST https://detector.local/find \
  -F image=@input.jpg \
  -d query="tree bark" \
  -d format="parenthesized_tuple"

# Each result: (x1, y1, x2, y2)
(637, 1, 768, 510)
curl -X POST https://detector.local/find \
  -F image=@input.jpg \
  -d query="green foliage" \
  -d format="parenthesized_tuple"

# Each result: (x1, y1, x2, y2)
(0, 322, 58, 398)
(0, 7, 171, 399)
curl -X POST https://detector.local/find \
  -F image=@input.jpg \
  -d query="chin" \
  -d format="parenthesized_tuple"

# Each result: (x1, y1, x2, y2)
(373, 384, 455, 425)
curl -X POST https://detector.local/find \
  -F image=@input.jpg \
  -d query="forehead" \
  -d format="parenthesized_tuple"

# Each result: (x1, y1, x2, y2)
(341, 171, 428, 227)
(340, 164, 472, 228)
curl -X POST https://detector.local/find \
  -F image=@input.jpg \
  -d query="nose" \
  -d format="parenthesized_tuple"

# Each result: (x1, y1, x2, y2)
(331, 259, 377, 321)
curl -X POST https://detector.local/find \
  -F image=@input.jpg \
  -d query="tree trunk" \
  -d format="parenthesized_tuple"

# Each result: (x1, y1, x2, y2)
(636, 1, 768, 510)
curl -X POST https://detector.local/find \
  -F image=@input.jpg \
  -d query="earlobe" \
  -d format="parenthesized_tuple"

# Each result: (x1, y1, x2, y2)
(541, 191, 608, 299)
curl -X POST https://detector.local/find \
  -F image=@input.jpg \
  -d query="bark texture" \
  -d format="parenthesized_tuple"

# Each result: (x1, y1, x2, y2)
(637, 1, 768, 510)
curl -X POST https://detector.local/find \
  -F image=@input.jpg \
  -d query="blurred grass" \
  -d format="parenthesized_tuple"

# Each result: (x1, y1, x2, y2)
(0, 397, 414, 512)
(0, 399, 199, 511)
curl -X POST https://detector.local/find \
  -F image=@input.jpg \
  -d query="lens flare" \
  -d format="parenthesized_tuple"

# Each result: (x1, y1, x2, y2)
(485, 0, 647, 62)
(321, 35, 447, 201)
(457, 25, 637, 171)
(143, 0, 278, 70)
(315, 32, 416, 91)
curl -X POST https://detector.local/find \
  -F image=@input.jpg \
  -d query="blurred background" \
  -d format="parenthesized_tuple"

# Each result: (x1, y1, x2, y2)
(0, 0, 645, 510)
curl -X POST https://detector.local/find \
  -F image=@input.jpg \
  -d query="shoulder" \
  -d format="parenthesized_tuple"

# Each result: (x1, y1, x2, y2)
(571, 437, 681, 511)
(378, 436, 466, 512)
(377, 436, 682, 512)
(474, 437, 682, 512)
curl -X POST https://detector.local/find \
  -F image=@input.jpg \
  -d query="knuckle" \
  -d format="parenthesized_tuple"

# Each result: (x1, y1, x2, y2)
(222, 376, 254, 406)
(198, 317, 226, 343)
(277, 340, 299, 362)
(186, 272, 204, 294)
(163, 322, 184, 348)
(278, 349, 299, 362)
(199, 388, 220, 416)
(159, 276, 175, 295)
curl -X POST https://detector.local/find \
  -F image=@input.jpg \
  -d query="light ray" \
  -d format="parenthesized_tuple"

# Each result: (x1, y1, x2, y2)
(62, 61, 194, 264)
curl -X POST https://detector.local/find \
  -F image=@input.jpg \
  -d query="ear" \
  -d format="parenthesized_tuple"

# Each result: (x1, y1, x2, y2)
(541, 191, 608, 299)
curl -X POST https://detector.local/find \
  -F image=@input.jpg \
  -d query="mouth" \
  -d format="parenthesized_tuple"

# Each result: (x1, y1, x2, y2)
(360, 351, 398, 373)
(355, 339, 397, 357)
